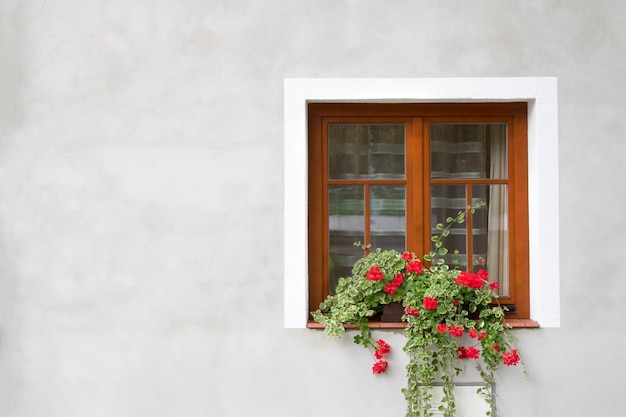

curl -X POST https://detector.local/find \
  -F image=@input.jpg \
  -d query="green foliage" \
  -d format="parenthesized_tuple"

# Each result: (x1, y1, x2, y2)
(312, 203, 523, 417)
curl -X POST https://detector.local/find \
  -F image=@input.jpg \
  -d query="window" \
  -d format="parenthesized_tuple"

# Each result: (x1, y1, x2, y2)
(307, 103, 530, 320)
(283, 77, 559, 329)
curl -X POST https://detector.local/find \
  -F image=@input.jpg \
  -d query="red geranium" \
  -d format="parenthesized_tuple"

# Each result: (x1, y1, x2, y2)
(405, 306, 420, 317)
(502, 349, 520, 366)
(366, 266, 384, 281)
(458, 346, 480, 359)
(467, 346, 481, 359)
(406, 260, 424, 274)
(383, 273, 405, 295)
(375, 339, 390, 357)
(372, 360, 388, 374)
(423, 296, 438, 310)
(455, 271, 484, 289)
(448, 325, 463, 338)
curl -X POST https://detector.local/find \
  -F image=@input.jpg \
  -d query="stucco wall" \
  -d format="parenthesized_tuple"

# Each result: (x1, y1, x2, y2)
(0, 1, 624, 416)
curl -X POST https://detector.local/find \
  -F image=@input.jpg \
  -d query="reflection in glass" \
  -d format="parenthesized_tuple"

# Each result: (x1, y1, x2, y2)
(370, 185, 406, 251)
(328, 186, 364, 294)
(430, 184, 510, 298)
(430, 124, 507, 179)
(431, 185, 467, 268)
(328, 124, 405, 180)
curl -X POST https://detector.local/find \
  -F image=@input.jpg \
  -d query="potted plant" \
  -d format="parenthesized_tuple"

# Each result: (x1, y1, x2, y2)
(312, 204, 523, 417)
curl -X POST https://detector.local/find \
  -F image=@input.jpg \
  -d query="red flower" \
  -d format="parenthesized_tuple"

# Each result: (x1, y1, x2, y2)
(383, 284, 396, 295)
(375, 349, 387, 359)
(373, 341, 390, 363)
(502, 349, 520, 366)
(459, 346, 480, 359)
(383, 273, 405, 295)
(468, 346, 481, 359)
(477, 269, 489, 281)
(489, 282, 499, 291)
(402, 252, 414, 261)
(493, 344, 500, 352)
(375, 339, 390, 356)
(423, 296, 438, 310)
(406, 260, 424, 274)
(436, 323, 448, 333)
(366, 266, 384, 281)
(405, 306, 420, 317)
(469, 328, 478, 339)
(372, 360, 388, 374)
(455, 271, 484, 289)
(448, 325, 463, 337)
(477, 331, 487, 341)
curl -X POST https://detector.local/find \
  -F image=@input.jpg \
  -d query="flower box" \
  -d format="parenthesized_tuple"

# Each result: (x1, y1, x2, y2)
(381, 302, 404, 322)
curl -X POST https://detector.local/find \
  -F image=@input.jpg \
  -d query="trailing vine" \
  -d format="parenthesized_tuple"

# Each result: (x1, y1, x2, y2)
(312, 203, 524, 417)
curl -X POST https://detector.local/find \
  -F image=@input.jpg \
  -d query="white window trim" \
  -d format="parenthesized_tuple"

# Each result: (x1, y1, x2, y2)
(284, 77, 559, 328)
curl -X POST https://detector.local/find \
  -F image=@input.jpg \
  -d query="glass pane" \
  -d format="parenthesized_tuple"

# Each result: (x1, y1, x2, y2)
(472, 184, 509, 297)
(328, 186, 364, 294)
(370, 185, 406, 251)
(430, 123, 507, 179)
(431, 184, 467, 268)
(328, 124, 405, 180)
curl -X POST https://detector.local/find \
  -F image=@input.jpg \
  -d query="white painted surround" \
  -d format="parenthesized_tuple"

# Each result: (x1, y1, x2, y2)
(284, 78, 560, 328)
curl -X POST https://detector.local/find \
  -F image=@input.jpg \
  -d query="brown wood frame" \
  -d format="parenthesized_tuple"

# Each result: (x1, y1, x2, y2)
(308, 103, 529, 320)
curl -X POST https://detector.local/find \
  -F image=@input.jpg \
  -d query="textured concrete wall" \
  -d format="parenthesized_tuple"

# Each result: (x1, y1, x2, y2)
(0, 1, 624, 416)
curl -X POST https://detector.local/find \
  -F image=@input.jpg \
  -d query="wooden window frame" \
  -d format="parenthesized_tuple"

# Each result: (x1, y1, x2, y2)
(308, 103, 530, 321)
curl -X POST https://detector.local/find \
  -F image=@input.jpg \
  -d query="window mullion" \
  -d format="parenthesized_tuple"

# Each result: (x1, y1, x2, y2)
(466, 184, 473, 271)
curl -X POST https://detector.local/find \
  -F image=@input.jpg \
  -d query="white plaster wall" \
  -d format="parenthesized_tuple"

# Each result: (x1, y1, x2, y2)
(0, 1, 625, 416)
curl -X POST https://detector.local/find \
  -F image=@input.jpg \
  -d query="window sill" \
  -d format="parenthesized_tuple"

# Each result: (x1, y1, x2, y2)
(307, 319, 539, 330)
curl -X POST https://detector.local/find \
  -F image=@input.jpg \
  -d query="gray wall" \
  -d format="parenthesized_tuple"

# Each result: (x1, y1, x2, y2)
(0, 1, 623, 416)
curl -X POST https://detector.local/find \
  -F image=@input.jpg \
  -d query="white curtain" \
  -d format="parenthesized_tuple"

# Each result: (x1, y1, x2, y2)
(487, 126, 509, 296)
